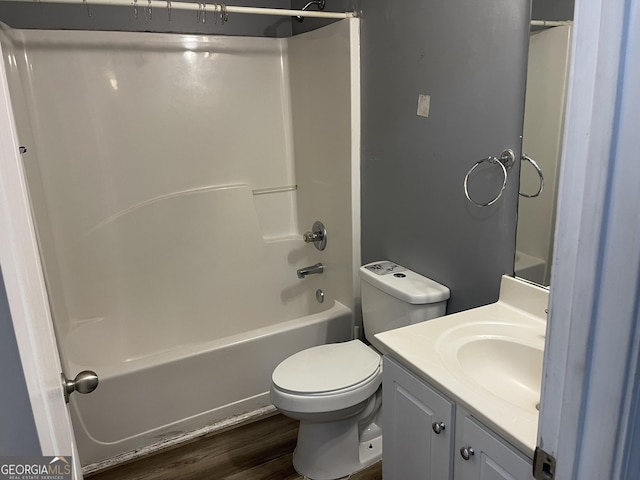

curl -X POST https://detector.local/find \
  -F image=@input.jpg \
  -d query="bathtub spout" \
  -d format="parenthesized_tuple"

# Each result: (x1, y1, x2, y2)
(297, 263, 324, 279)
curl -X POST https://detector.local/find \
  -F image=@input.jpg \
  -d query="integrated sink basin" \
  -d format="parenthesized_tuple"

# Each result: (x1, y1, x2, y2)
(436, 322, 544, 412)
(375, 275, 549, 455)
(456, 339, 543, 408)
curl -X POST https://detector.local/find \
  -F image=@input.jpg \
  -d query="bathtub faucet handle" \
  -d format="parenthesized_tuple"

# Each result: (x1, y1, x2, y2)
(303, 221, 327, 251)
(303, 231, 320, 243)
(297, 262, 324, 279)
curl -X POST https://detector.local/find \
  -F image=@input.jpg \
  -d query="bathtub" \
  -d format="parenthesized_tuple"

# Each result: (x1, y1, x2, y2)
(58, 185, 355, 466)
(68, 299, 352, 466)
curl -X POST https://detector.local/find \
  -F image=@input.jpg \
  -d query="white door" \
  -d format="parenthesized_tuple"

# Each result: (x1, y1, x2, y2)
(0, 43, 82, 479)
(537, 0, 640, 477)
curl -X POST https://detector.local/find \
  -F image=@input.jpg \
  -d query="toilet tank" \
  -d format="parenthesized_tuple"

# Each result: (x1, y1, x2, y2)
(359, 261, 450, 352)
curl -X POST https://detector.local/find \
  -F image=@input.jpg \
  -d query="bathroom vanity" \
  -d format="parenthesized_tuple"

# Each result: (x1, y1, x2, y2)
(383, 356, 532, 479)
(376, 276, 548, 480)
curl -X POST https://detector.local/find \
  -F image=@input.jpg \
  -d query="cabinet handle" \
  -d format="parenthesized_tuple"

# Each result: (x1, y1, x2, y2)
(460, 446, 475, 461)
(432, 422, 446, 434)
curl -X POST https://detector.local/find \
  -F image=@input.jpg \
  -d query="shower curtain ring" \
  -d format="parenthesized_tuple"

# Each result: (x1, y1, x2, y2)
(166, 0, 171, 21)
(145, 0, 152, 20)
(220, 2, 228, 24)
(213, 3, 218, 24)
(196, 2, 204, 23)
(83, 0, 91, 17)
(201, 2, 206, 23)
(133, 0, 138, 20)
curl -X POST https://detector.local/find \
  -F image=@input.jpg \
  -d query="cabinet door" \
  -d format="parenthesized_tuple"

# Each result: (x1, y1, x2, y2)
(455, 413, 532, 480)
(383, 356, 454, 480)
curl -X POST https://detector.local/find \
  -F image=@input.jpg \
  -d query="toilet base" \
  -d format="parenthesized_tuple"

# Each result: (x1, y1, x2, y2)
(292, 416, 382, 480)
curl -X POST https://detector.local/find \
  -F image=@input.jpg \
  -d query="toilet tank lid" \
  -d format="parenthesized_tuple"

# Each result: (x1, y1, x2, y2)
(359, 261, 450, 304)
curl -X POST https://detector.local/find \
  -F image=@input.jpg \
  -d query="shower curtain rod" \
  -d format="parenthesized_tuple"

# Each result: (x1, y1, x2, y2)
(0, 0, 354, 19)
(530, 20, 573, 27)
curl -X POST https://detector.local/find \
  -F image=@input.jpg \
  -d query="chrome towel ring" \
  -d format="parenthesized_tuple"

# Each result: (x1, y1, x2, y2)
(519, 154, 545, 198)
(464, 149, 515, 207)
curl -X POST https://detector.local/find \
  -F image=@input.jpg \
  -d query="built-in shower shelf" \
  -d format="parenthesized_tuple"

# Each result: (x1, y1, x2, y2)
(252, 184, 300, 241)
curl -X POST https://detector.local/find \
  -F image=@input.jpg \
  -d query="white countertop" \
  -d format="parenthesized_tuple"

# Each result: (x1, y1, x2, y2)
(375, 276, 548, 457)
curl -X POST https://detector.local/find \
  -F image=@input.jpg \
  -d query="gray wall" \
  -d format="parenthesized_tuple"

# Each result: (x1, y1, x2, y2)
(0, 269, 41, 456)
(532, 0, 575, 21)
(292, 0, 577, 36)
(358, 0, 529, 313)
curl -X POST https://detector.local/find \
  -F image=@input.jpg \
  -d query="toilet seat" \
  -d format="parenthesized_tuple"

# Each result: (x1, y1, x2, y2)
(271, 340, 382, 413)
(273, 340, 381, 393)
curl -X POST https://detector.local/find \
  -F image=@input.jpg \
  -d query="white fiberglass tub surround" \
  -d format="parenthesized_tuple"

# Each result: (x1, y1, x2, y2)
(0, 19, 360, 465)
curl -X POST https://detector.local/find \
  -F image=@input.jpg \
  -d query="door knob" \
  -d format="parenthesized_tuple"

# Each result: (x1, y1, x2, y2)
(62, 370, 99, 403)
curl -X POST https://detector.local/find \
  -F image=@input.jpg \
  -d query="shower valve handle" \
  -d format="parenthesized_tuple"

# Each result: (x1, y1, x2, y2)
(303, 231, 322, 243)
(303, 221, 327, 251)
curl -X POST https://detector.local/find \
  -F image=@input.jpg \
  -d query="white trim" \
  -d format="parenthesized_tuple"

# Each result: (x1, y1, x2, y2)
(538, 0, 640, 477)
(349, 17, 362, 335)
(0, 40, 81, 477)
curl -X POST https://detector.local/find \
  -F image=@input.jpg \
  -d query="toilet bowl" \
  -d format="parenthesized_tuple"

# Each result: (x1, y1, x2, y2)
(270, 261, 450, 480)
(271, 340, 382, 480)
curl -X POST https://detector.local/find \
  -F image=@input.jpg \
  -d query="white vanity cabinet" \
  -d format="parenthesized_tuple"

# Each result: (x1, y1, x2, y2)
(383, 356, 533, 480)
(382, 355, 454, 479)
(455, 409, 532, 480)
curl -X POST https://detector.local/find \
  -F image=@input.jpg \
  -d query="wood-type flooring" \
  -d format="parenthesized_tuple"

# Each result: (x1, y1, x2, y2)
(86, 413, 382, 480)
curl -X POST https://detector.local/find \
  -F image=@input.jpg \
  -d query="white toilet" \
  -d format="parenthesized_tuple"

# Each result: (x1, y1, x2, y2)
(270, 261, 450, 480)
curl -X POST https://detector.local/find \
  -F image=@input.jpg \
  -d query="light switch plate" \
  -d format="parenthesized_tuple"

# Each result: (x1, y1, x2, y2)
(417, 94, 431, 117)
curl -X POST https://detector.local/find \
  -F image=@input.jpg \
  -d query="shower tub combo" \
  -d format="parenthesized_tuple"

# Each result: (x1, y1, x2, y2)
(0, 18, 360, 466)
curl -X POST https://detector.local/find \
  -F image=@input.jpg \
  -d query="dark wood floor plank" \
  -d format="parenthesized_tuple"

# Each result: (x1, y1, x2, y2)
(351, 461, 382, 480)
(224, 453, 300, 480)
(86, 413, 381, 480)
